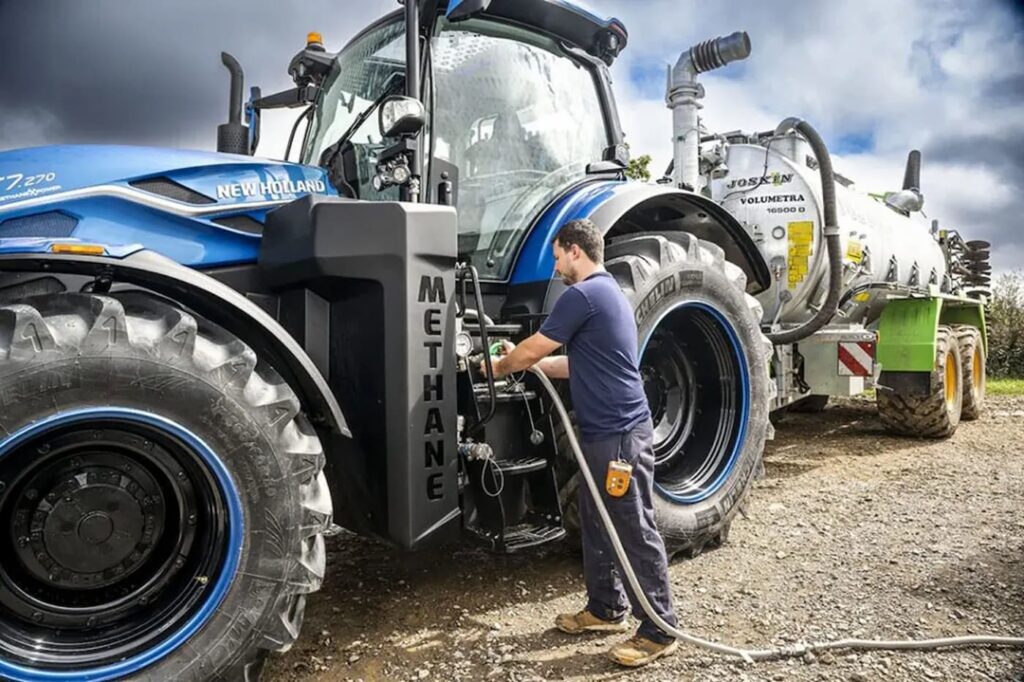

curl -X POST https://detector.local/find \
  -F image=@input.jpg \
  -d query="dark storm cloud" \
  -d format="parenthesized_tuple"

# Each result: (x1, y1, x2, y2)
(0, 0, 392, 150)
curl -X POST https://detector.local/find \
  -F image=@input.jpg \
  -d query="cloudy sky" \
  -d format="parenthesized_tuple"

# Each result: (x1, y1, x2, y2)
(1, 0, 1021, 272)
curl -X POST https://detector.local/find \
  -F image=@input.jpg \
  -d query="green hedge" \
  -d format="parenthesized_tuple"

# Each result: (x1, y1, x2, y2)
(987, 272, 1024, 379)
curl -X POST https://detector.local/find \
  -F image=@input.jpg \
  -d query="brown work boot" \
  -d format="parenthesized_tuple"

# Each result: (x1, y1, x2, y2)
(554, 609, 630, 635)
(608, 634, 679, 667)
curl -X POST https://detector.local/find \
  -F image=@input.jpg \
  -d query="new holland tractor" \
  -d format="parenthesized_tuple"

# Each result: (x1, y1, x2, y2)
(0, 0, 986, 679)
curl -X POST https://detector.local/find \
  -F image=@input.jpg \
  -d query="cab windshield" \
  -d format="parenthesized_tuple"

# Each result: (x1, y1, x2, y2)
(303, 18, 405, 199)
(304, 16, 610, 280)
(431, 19, 610, 279)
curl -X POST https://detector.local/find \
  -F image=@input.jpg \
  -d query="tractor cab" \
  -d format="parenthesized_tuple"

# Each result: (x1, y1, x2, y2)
(243, 0, 630, 281)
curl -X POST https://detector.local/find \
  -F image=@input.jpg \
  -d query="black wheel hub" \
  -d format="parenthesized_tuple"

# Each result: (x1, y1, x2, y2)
(640, 304, 747, 502)
(641, 336, 697, 468)
(0, 419, 227, 669)
(13, 450, 168, 591)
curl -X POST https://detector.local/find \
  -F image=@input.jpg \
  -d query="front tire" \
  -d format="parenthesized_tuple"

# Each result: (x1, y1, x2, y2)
(0, 293, 331, 682)
(557, 233, 772, 558)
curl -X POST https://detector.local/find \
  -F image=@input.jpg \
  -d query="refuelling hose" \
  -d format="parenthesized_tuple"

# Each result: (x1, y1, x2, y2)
(528, 366, 1024, 662)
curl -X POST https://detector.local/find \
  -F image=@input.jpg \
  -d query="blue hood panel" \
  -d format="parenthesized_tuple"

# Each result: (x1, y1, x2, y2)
(0, 145, 333, 267)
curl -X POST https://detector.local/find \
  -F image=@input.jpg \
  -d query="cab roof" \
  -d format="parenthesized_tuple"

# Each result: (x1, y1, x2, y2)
(439, 0, 628, 64)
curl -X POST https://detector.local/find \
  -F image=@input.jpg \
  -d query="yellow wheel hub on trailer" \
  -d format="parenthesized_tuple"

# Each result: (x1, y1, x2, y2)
(972, 347, 983, 392)
(944, 350, 959, 409)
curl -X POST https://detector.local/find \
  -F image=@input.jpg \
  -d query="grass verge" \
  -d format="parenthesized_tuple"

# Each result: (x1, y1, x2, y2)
(987, 378, 1024, 396)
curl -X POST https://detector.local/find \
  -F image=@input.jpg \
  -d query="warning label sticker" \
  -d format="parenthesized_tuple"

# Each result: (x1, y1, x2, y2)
(787, 221, 814, 289)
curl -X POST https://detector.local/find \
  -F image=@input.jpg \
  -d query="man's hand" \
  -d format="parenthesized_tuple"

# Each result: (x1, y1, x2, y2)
(479, 333, 561, 378)
(479, 340, 515, 376)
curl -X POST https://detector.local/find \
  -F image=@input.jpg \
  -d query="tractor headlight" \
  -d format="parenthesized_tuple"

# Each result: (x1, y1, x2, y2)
(379, 96, 425, 139)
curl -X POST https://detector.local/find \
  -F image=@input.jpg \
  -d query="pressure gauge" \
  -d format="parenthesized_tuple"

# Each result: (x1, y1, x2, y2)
(454, 331, 474, 358)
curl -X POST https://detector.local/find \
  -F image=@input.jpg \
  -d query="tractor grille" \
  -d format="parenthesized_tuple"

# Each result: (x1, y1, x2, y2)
(0, 211, 78, 238)
(129, 177, 216, 205)
(212, 215, 264, 235)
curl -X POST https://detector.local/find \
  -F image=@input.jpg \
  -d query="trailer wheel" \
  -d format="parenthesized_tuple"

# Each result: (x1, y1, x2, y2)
(556, 233, 772, 558)
(0, 293, 330, 682)
(877, 325, 962, 438)
(953, 325, 985, 420)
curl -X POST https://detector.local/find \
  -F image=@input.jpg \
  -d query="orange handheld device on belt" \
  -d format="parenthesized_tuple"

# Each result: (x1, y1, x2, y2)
(606, 460, 633, 497)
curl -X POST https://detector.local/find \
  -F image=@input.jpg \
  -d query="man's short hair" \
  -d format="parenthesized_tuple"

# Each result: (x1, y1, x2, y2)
(554, 219, 604, 264)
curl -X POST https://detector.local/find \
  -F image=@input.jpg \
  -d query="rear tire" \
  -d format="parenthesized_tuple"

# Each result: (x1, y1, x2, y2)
(0, 293, 330, 682)
(556, 233, 772, 558)
(953, 325, 985, 420)
(877, 325, 962, 438)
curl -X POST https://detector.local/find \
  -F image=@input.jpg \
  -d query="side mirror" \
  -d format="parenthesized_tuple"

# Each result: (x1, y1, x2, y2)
(379, 96, 425, 139)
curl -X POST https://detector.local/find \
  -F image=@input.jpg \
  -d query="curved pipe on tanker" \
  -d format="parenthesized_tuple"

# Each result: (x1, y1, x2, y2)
(667, 32, 751, 189)
(765, 118, 844, 346)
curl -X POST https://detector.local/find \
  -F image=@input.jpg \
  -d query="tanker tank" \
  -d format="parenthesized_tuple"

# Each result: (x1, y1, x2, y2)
(707, 135, 948, 329)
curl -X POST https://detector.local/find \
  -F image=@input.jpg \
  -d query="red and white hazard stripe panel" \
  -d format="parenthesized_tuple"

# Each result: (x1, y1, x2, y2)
(837, 341, 875, 377)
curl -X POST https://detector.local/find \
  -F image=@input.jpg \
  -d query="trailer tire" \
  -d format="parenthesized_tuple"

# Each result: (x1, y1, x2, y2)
(953, 325, 985, 420)
(877, 325, 962, 438)
(556, 233, 772, 558)
(0, 293, 330, 682)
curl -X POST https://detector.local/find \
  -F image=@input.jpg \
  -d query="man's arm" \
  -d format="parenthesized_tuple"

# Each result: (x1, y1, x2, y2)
(535, 355, 569, 379)
(487, 332, 562, 377)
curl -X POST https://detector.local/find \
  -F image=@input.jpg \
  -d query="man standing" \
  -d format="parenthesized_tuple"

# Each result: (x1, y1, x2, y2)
(484, 219, 679, 667)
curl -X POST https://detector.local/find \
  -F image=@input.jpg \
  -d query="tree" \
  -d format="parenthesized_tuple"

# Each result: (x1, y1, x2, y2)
(625, 154, 652, 182)
(988, 272, 1024, 378)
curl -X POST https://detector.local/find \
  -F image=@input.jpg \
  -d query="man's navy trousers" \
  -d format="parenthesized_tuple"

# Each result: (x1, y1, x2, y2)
(578, 417, 679, 644)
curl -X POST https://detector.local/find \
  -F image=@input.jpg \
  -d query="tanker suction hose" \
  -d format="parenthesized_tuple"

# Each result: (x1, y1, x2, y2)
(529, 366, 1024, 661)
(765, 118, 843, 345)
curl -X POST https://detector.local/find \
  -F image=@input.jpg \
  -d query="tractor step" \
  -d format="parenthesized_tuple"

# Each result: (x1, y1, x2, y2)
(473, 385, 537, 402)
(503, 523, 567, 552)
(495, 457, 548, 475)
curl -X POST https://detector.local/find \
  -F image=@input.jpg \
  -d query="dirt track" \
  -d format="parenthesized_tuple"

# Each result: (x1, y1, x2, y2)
(265, 396, 1024, 681)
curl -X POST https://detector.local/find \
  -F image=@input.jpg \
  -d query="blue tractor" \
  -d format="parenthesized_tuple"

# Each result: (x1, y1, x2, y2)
(0, 1, 772, 679)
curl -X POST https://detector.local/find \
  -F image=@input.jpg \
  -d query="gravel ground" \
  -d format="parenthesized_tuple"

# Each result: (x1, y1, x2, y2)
(265, 396, 1024, 682)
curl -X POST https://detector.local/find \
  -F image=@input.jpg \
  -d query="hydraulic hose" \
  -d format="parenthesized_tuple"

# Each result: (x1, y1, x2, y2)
(529, 366, 1024, 661)
(766, 118, 843, 346)
(466, 265, 496, 438)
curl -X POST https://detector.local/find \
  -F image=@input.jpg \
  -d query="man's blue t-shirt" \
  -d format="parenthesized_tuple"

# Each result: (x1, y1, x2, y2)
(539, 271, 650, 441)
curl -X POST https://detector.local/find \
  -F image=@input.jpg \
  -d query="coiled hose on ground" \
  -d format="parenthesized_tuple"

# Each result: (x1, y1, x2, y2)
(529, 366, 1024, 662)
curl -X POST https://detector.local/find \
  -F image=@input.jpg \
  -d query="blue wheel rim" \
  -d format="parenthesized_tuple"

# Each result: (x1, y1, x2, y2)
(0, 408, 243, 682)
(640, 301, 750, 504)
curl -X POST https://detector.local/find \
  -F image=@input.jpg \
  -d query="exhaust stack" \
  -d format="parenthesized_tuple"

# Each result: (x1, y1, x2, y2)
(217, 52, 250, 155)
(885, 150, 925, 213)
(667, 32, 751, 190)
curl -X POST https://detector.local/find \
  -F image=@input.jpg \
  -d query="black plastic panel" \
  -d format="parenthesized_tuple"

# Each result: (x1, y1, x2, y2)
(262, 195, 460, 550)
